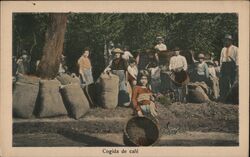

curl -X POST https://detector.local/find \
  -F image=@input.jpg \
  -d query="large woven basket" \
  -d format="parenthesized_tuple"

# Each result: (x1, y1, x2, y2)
(123, 116, 159, 146)
(169, 70, 190, 87)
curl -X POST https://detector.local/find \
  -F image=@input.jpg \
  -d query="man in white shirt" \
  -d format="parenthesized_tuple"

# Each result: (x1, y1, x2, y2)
(219, 34, 238, 102)
(154, 36, 167, 51)
(169, 49, 188, 72)
(168, 47, 188, 103)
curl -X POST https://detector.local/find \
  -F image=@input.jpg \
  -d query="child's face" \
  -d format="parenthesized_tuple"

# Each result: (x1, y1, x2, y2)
(140, 76, 148, 86)
(83, 51, 89, 57)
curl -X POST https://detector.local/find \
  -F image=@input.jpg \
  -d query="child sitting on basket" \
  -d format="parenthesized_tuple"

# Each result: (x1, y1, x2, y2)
(132, 70, 158, 117)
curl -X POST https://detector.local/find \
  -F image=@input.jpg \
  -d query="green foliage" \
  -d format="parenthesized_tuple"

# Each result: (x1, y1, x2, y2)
(13, 13, 238, 79)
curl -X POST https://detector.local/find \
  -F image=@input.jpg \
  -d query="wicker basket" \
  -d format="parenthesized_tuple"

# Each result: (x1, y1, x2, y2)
(169, 70, 190, 87)
(123, 116, 159, 146)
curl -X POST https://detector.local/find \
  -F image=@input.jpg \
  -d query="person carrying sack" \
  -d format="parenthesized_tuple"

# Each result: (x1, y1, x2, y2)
(219, 34, 238, 102)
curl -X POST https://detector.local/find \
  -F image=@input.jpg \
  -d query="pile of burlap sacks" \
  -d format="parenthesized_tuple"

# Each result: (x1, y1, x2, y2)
(187, 78, 226, 103)
(13, 73, 120, 119)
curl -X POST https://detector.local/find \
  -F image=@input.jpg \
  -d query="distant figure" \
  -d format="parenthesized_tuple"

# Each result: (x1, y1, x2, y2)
(12, 56, 17, 76)
(136, 49, 159, 72)
(213, 60, 220, 78)
(127, 58, 138, 87)
(58, 54, 68, 74)
(154, 36, 167, 51)
(16, 50, 31, 75)
(122, 46, 134, 61)
(219, 34, 238, 101)
(132, 70, 157, 118)
(169, 47, 188, 102)
(194, 53, 209, 83)
(77, 48, 94, 84)
(107, 41, 115, 64)
(147, 62, 161, 95)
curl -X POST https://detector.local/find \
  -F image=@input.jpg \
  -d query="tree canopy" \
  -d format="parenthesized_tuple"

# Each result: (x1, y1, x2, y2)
(13, 13, 238, 79)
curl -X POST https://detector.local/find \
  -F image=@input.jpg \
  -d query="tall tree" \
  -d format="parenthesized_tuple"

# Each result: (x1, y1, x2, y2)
(37, 13, 68, 79)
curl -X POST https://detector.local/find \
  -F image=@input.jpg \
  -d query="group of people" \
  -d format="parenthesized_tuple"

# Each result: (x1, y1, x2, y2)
(13, 34, 238, 118)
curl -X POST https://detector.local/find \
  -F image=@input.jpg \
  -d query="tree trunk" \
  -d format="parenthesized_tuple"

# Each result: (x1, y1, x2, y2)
(37, 13, 67, 79)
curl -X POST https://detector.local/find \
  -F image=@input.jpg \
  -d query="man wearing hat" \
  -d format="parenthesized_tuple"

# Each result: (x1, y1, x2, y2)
(219, 34, 238, 101)
(154, 36, 167, 51)
(16, 50, 31, 74)
(168, 47, 188, 102)
(194, 53, 209, 83)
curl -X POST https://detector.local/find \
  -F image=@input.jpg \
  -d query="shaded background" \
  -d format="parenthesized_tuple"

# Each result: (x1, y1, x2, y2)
(12, 13, 238, 80)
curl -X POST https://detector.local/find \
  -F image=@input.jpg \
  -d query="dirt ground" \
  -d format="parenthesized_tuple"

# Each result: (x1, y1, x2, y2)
(13, 101, 239, 146)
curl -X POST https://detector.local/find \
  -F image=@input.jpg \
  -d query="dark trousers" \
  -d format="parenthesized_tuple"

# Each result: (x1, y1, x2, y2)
(219, 62, 236, 101)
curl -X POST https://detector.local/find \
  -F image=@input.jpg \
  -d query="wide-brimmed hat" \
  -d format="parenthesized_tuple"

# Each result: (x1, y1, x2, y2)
(156, 36, 164, 41)
(173, 47, 180, 51)
(198, 53, 205, 59)
(224, 34, 233, 40)
(112, 48, 124, 54)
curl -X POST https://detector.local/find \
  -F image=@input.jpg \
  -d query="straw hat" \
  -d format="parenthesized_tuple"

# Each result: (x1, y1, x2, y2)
(198, 53, 205, 59)
(225, 34, 233, 40)
(113, 48, 124, 54)
(156, 36, 164, 41)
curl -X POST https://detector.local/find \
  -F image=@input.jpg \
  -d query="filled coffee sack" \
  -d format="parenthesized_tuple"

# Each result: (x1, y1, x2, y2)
(56, 73, 80, 85)
(188, 84, 210, 103)
(13, 74, 40, 118)
(60, 83, 90, 119)
(96, 73, 119, 109)
(37, 79, 67, 117)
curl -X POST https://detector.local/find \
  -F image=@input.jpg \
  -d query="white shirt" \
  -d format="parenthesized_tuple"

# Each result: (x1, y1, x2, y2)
(220, 45, 238, 65)
(155, 43, 167, 51)
(127, 65, 138, 79)
(149, 66, 161, 79)
(122, 51, 133, 60)
(169, 55, 188, 71)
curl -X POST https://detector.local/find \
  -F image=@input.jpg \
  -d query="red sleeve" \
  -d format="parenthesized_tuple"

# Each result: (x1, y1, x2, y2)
(132, 86, 141, 112)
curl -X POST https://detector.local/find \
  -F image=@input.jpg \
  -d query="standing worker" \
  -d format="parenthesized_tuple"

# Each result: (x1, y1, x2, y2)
(154, 36, 167, 51)
(169, 47, 188, 102)
(77, 48, 94, 85)
(219, 34, 238, 102)
(108, 48, 130, 106)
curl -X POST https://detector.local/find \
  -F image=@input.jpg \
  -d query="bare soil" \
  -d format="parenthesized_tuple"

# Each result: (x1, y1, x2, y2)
(13, 102, 239, 146)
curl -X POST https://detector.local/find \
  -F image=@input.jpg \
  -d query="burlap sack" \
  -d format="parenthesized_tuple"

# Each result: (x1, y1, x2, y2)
(56, 73, 80, 85)
(13, 78, 39, 118)
(97, 73, 119, 108)
(37, 79, 67, 117)
(61, 83, 90, 119)
(188, 83, 210, 103)
(16, 73, 40, 85)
